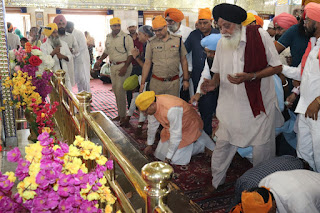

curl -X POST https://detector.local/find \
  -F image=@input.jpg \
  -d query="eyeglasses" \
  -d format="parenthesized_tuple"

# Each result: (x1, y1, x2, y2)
(153, 27, 165, 33)
(165, 19, 175, 24)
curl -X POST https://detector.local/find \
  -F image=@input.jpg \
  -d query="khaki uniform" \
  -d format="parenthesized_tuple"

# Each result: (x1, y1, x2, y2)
(145, 33, 187, 96)
(104, 30, 134, 118)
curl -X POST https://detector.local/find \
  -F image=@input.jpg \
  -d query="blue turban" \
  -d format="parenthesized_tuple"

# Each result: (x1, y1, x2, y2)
(200, 33, 221, 51)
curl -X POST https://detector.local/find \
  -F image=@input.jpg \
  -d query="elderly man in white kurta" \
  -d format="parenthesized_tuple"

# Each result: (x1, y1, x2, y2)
(66, 21, 91, 92)
(281, 2, 320, 172)
(201, 3, 283, 191)
(40, 23, 74, 90)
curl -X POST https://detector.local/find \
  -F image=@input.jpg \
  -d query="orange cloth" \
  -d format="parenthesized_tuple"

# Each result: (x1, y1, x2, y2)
(53, 15, 67, 26)
(273, 12, 298, 30)
(302, 0, 320, 5)
(152, 16, 167, 29)
(164, 8, 184, 22)
(110, 17, 121, 26)
(154, 95, 203, 149)
(241, 190, 272, 213)
(7, 23, 13, 32)
(229, 203, 243, 213)
(305, 2, 320, 22)
(198, 8, 213, 20)
(254, 15, 264, 27)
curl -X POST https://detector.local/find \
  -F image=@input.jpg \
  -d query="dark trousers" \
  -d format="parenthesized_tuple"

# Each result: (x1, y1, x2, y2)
(127, 65, 142, 108)
(198, 89, 219, 136)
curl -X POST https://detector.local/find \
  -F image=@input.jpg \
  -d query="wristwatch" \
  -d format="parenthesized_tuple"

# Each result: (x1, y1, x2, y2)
(250, 72, 257, 81)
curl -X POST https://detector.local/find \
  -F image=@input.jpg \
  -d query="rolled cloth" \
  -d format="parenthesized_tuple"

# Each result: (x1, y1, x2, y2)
(127, 20, 137, 27)
(242, 13, 256, 26)
(254, 15, 264, 27)
(138, 25, 154, 37)
(241, 188, 273, 213)
(201, 34, 221, 51)
(212, 3, 247, 24)
(268, 20, 274, 29)
(198, 8, 213, 20)
(110, 18, 121, 26)
(42, 23, 58, 37)
(53, 15, 67, 26)
(152, 16, 167, 29)
(273, 12, 298, 29)
(305, 2, 320, 22)
(164, 8, 184, 22)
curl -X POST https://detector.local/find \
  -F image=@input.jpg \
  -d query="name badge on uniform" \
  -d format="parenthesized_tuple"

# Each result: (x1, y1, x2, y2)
(155, 46, 162, 49)
(171, 45, 179, 48)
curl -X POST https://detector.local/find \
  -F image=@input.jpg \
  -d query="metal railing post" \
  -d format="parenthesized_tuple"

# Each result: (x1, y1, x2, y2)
(76, 91, 92, 140)
(141, 162, 173, 213)
(54, 69, 65, 105)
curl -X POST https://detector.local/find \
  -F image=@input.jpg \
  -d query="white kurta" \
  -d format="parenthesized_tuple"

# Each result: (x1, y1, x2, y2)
(211, 26, 283, 147)
(72, 29, 91, 92)
(7, 32, 20, 50)
(259, 170, 320, 213)
(147, 107, 215, 165)
(40, 39, 74, 90)
(282, 37, 320, 171)
(196, 60, 211, 94)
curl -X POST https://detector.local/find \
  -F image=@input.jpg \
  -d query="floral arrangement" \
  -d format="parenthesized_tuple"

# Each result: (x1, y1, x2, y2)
(0, 133, 119, 213)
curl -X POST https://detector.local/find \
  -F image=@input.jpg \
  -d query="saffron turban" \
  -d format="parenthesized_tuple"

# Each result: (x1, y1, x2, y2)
(302, 0, 320, 6)
(53, 15, 67, 26)
(110, 18, 121, 26)
(242, 12, 256, 26)
(198, 8, 213, 20)
(201, 34, 221, 51)
(254, 15, 264, 27)
(241, 188, 273, 213)
(152, 16, 167, 29)
(135, 91, 155, 111)
(305, 2, 320, 22)
(164, 8, 184, 23)
(123, 75, 139, 91)
(273, 12, 298, 29)
(42, 23, 58, 37)
(212, 3, 247, 25)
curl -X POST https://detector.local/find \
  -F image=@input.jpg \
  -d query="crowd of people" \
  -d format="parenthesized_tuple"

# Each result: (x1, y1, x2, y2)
(8, 0, 320, 211)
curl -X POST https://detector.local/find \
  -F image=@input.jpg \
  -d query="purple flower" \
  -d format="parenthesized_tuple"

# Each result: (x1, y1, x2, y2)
(42, 147, 54, 155)
(57, 185, 74, 197)
(88, 173, 98, 185)
(47, 191, 60, 210)
(0, 196, 14, 211)
(80, 200, 98, 213)
(33, 195, 47, 210)
(0, 179, 14, 191)
(58, 173, 71, 187)
(72, 193, 84, 208)
(54, 148, 65, 157)
(37, 131, 50, 142)
(36, 170, 50, 189)
(14, 193, 23, 204)
(60, 142, 69, 153)
(74, 170, 88, 188)
(7, 147, 21, 162)
(92, 185, 99, 191)
(21, 64, 38, 78)
(15, 159, 30, 180)
(59, 199, 73, 212)
(106, 160, 114, 170)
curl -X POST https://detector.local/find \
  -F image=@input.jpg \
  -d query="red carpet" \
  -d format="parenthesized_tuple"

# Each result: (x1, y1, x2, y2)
(77, 79, 252, 212)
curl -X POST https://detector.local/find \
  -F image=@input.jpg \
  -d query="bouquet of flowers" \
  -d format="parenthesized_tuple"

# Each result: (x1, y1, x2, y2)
(0, 133, 119, 213)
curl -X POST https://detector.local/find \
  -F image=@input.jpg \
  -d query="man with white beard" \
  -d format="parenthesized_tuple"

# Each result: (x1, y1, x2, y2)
(40, 23, 74, 90)
(66, 21, 91, 92)
(200, 3, 283, 192)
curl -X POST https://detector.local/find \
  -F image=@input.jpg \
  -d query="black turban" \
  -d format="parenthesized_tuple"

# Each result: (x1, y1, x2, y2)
(212, 3, 247, 24)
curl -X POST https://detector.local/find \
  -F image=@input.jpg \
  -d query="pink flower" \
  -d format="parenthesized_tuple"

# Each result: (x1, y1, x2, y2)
(7, 147, 21, 162)
(58, 174, 71, 187)
(80, 200, 99, 213)
(59, 199, 73, 212)
(47, 191, 60, 210)
(57, 185, 74, 197)
(60, 142, 69, 153)
(42, 147, 53, 155)
(36, 170, 50, 189)
(106, 160, 113, 170)
(0, 179, 14, 191)
(15, 159, 30, 180)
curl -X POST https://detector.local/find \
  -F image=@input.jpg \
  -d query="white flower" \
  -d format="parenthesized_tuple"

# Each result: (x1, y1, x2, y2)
(31, 49, 43, 56)
(38, 54, 55, 74)
(9, 50, 15, 60)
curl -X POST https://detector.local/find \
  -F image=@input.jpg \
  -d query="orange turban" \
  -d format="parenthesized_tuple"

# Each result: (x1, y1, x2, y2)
(305, 2, 320, 22)
(198, 8, 213, 20)
(110, 17, 121, 26)
(53, 15, 67, 27)
(254, 15, 264, 27)
(164, 8, 184, 23)
(302, 0, 320, 6)
(273, 12, 298, 29)
(152, 16, 167, 29)
(241, 188, 273, 213)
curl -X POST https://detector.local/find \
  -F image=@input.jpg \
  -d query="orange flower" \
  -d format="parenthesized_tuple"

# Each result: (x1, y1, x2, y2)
(25, 42, 32, 53)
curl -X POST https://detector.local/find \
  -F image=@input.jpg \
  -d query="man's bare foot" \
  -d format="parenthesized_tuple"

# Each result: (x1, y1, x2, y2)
(120, 117, 129, 128)
(204, 147, 213, 158)
(204, 185, 216, 195)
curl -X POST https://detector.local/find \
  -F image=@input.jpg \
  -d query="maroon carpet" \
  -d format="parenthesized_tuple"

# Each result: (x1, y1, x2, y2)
(79, 79, 252, 212)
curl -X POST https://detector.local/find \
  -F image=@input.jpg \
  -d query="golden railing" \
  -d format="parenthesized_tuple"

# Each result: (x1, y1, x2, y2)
(49, 69, 174, 213)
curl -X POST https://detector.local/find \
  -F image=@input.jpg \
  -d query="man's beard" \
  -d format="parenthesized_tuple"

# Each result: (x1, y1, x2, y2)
(220, 27, 241, 50)
(275, 34, 282, 41)
(58, 27, 66, 35)
(168, 22, 179, 32)
(305, 23, 316, 38)
(50, 36, 61, 48)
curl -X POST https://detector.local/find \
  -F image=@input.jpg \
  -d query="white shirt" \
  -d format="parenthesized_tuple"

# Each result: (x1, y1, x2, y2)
(282, 37, 320, 115)
(259, 170, 320, 213)
(7, 32, 20, 50)
(59, 32, 79, 55)
(211, 26, 282, 147)
(196, 59, 211, 94)
(147, 107, 183, 159)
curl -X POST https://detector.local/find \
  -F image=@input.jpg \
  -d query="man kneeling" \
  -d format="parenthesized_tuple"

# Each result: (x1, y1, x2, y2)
(135, 91, 215, 165)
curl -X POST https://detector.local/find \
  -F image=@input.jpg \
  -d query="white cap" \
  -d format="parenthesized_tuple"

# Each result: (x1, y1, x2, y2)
(247, 10, 258, 15)
(268, 20, 274, 29)
(127, 20, 137, 28)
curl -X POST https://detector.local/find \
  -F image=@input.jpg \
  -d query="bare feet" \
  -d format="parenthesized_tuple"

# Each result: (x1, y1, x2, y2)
(120, 117, 129, 128)
(204, 185, 216, 195)
(204, 147, 213, 158)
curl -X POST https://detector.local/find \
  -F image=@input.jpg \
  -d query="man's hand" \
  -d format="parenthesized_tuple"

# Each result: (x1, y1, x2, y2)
(190, 93, 201, 104)
(51, 46, 60, 56)
(131, 47, 139, 59)
(285, 93, 297, 109)
(201, 78, 216, 94)
(183, 80, 189, 91)
(94, 60, 102, 70)
(227, 72, 252, 84)
(118, 64, 128, 76)
(139, 83, 145, 93)
(305, 99, 320, 120)
(143, 145, 153, 155)
(56, 53, 66, 60)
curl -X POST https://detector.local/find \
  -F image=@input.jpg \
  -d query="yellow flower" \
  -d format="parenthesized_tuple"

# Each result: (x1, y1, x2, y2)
(41, 113, 46, 118)
(74, 135, 84, 146)
(22, 191, 36, 200)
(68, 145, 80, 157)
(87, 192, 99, 201)
(96, 155, 108, 166)
(80, 163, 88, 173)
(53, 183, 59, 191)
(105, 205, 113, 213)
(99, 176, 107, 185)
(4, 171, 16, 183)
(42, 127, 51, 134)
(17, 181, 25, 195)
(23, 176, 38, 191)
(28, 163, 40, 177)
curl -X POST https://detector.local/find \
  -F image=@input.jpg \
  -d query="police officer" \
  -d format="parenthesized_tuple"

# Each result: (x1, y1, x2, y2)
(139, 16, 189, 96)
(94, 17, 134, 126)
